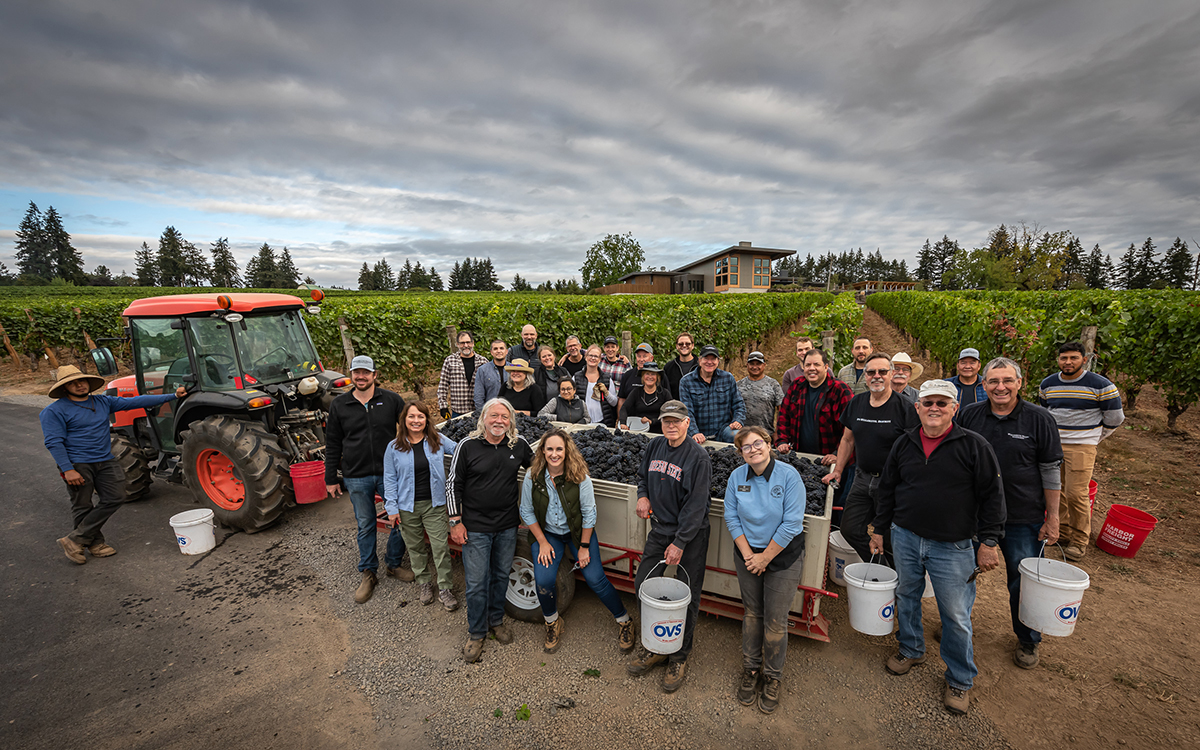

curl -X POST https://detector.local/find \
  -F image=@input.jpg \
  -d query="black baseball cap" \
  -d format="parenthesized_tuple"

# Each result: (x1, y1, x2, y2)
(699, 345, 720, 358)
(603, 336, 619, 345)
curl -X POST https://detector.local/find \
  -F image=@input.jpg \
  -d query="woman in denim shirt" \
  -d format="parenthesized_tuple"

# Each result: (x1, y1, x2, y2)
(519, 428, 634, 654)
(384, 401, 458, 611)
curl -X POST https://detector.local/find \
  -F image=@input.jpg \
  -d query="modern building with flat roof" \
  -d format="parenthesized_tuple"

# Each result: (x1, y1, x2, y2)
(599, 241, 795, 294)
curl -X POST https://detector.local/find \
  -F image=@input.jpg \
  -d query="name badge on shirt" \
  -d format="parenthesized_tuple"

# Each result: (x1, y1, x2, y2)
(737, 484, 751, 493)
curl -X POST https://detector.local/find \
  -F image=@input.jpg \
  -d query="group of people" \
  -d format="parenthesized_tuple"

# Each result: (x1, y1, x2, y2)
(42, 317, 1125, 719)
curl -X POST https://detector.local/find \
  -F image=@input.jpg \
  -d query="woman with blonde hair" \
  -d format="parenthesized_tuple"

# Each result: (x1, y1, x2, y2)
(519, 428, 634, 653)
(384, 400, 459, 611)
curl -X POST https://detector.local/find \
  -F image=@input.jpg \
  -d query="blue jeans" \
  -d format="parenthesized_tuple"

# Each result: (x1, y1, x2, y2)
(532, 532, 628, 621)
(892, 524, 978, 690)
(981, 522, 1043, 645)
(462, 527, 518, 639)
(706, 425, 738, 443)
(343, 476, 406, 573)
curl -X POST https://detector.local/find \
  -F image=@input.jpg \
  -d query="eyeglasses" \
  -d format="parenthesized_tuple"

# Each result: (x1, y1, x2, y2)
(920, 399, 952, 408)
(739, 439, 767, 454)
(865, 369, 891, 376)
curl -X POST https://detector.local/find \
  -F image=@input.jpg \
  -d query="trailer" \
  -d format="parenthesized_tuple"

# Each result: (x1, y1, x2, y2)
(379, 419, 837, 641)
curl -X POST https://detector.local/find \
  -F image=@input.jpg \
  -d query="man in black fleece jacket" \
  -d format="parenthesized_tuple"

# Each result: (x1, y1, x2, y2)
(324, 356, 411, 604)
(870, 380, 1005, 717)
(627, 400, 712, 693)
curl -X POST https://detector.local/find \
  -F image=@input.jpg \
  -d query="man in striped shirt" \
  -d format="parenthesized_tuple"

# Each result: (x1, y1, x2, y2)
(1038, 342, 1125, 561)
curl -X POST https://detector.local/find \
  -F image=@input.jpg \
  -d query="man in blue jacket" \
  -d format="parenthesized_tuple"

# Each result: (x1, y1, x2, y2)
(40, 366, 187, 564)
(947, 348, 986, 408)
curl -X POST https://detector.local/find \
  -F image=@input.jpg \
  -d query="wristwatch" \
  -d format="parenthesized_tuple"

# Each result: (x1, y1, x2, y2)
(981, 538, 997, 548)
(449, 518, 461, 528)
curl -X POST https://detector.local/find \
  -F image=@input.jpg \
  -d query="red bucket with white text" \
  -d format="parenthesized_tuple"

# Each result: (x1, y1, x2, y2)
(1095, 504, 1157, 558)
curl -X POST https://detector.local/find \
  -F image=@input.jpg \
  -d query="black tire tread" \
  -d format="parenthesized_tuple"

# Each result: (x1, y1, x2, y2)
(111, 433, 152, 503)
(180, 415, 291, 533)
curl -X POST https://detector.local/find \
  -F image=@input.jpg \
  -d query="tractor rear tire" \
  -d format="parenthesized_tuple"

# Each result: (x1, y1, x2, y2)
(112, 433, 152, 503)
(180, 415, 291, 533)
(505, 528, 575, 622)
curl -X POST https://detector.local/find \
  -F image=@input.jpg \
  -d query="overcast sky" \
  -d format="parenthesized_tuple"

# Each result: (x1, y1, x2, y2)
(2, 0, 1198, 287)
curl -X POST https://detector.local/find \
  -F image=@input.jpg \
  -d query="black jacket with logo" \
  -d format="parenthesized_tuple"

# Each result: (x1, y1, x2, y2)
(324, 388, 406, 484)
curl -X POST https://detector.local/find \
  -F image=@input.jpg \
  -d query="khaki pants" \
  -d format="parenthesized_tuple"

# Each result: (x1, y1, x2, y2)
(397, 498, 453, 589)
(1060, 443, 1098, 550)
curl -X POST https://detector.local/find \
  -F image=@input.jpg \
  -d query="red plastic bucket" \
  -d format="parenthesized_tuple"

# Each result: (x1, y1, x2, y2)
(1088, 480, 1097, 511)
(1095, 504, 1157, 558)
(289, 461, 327, 504)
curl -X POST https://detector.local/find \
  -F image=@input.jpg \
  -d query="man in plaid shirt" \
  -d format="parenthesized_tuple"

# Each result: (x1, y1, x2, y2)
(775, 348, 851, 460)
(437, 330, 488, 419)
(678, 346, 746, 443)
(599, 335, 632, 384)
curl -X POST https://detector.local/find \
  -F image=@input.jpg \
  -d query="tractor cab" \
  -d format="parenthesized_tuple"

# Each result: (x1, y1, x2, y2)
(93, 292, 350, 533)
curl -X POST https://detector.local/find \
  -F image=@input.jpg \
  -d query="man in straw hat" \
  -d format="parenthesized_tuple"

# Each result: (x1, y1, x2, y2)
(870, 379, 1005, 716)
(890, 352, 924, 403)
(40, 366, 188, 564)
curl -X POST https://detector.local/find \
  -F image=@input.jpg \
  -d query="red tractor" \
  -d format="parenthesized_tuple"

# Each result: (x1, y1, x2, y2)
(90, 292, 350, 532)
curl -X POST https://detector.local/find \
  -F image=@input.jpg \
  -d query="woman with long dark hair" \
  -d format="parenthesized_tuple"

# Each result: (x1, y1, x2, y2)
(533, 345, 571, 400)
(518, 428, 634, 653)
(384, 400, 459, 611)
(537, 377, 591, 424)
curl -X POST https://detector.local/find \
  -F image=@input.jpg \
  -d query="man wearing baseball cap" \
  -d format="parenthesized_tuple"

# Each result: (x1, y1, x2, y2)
(948, 348, 985, 407)
(627, 400, 712, 692)
(325, 355, 411, 604)
(40, 366, 189, 564)
(677, 345, 746, 444)
(737, 351, 784, 436)
(599, 335, 631, 385)
(871, 379, 1006, 716)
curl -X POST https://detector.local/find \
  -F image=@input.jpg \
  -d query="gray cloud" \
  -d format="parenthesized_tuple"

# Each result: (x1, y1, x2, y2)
(1, 0, 1198, 288)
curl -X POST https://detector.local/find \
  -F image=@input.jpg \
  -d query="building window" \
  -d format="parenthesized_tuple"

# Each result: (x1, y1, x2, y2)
(688, 279, 704, 293)
(715, 256, 739, 288)
(753, 257, 771, 287)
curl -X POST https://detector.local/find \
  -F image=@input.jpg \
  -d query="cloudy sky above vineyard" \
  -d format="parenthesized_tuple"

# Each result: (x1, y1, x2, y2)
(1, 0, 1198, 287)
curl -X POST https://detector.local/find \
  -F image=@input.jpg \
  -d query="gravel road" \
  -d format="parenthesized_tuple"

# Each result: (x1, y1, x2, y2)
(280, 506, 1015, 750)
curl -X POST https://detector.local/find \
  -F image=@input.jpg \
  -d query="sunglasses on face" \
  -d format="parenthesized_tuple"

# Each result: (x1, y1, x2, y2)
(865, 369, 891, 376)
(920, 399, 952, 408)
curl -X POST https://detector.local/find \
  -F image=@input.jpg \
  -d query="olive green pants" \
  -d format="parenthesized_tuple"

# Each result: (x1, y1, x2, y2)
(397, 498, 453, 589)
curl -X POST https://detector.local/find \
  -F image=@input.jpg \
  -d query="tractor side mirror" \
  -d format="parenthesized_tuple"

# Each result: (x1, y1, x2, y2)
(89, 347, 118, 377)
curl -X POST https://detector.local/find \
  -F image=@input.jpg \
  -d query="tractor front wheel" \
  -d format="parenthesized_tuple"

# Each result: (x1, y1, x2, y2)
(180, 416, 291, 533)
(111, 433, 152, 502)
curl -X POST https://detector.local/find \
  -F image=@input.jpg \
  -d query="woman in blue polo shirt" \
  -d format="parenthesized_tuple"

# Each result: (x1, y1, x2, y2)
(724, 426, 806, 716)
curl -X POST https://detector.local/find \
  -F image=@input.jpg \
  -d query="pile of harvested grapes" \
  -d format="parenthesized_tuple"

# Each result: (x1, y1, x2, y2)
(438, 414, 555, 445)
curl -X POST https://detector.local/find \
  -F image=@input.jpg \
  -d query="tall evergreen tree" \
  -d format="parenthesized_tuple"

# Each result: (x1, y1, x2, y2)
(1161, 238, 1193, 289)
(209, 238, 241, 287)
(134, 242, 158, 286)
(373, 259, 395, 290)
(1058, 236, 1084, 288)
(245, 243, 278, 287)
(181, 240, 211, 286)
(1116, 243, 1138, 289)
(358, 262, 375, 291)
(89, 265, 115, 286)
(1082, 244, 1107, 289)
(14, 202, 53, 280)
(395, 258, 413, 290)
(157, 226, 188, 287)
(428, 266, 444, 291)
(276, 247, 300, 288)
(511, 273, 532, 291)
(409, 261, 431, 289)
(1131, 237, 1159, 289)
(42, 207, 85, 283)
(448, 261, 463, 290)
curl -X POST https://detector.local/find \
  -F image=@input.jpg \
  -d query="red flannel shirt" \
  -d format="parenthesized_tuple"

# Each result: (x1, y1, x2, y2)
(775, 375, 853, 456)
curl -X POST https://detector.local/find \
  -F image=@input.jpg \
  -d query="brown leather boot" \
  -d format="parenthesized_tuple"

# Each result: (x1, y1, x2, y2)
(386, 565, 415, 582)
(88, 542, 118, 557)
(354, 570, 377, 603)
(58, 537, 86, 565)
(544, 619, 564, 653)
(617, 619, 636, 653)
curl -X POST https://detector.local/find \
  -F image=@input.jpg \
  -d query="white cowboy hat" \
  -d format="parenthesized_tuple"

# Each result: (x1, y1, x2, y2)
(890, 352, 925, 380)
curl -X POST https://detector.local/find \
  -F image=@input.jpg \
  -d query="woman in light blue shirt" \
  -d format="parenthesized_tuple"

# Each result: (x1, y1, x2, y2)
(384, 401, 458, 611)
(724, 426, 806, 715)
(519, 428, 633, 654)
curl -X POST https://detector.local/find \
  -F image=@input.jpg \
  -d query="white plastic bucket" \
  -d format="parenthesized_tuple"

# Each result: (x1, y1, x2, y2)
(638, 561, 692, 654)
(843, 562, 898, 636)
(170, 509, 216, 555)
(827, 530, 862, 587)
(1018, 556, 1090, 636)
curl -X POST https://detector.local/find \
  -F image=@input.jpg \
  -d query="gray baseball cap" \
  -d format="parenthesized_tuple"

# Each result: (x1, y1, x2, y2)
(350, 355, 376, 372)
(659, 400, 689, 420)
(958, 348, 980, 361)
(635, 342, 654, 354)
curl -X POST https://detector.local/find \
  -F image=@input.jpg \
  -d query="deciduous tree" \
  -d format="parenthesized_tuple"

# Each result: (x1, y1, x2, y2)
(580, 232, 644, 290)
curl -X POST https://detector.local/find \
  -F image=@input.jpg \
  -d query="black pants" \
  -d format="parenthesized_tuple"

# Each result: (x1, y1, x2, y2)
(635, 525, 710, 663)
(65, 460, 126, 546)
(840, 471, 892, 567)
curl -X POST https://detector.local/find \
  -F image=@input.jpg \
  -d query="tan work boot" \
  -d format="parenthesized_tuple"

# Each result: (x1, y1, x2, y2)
(354, 570, 377, 603)
(386, 565, 416, 582)
(944, 684, 970, 715)
(58, 537, 86, 565)
(463, 637, 484, 663)
(489, 623, 514, 644)
(617, 619, 636, 653)
(662, 660, 688, 693)
(886, 652, 926, 675)
(88, 542, 117, 557)
(627, 646, 667, 676)
(544, 618, 564, 653)
(1063, 545, 1086, 562)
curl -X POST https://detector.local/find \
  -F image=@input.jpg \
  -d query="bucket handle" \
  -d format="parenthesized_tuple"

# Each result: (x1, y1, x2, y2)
(1033, 541, 1066, 583)
(644, 558, 691, 590)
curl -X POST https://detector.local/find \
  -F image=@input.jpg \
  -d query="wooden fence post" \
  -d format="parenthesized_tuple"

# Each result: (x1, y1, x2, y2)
(337, 316, 356, 371)
(445, 325, 459, 354)
(1080, 326, 1098, 370)
(0, 322, 20, 364)
(24, 309, 59, 368)
(621, 331, 632, 362)
(822, 330, 836, 370)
